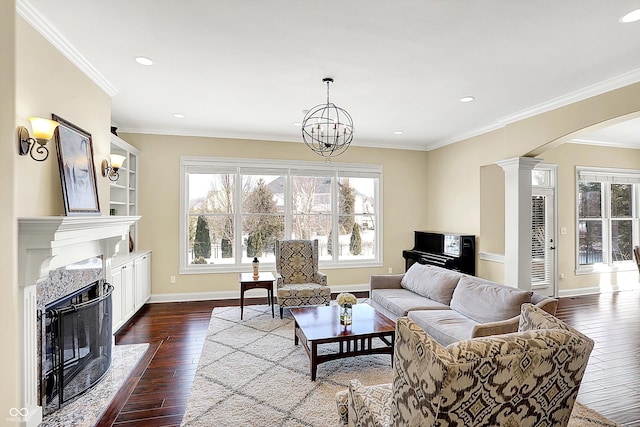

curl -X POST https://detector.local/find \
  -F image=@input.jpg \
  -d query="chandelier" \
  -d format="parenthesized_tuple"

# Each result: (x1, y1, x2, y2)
(302, 77, 354, 159)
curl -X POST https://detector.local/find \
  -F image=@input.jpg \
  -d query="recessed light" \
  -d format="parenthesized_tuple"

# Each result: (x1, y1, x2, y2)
(172, 113, 185, 118)
(394, 131, 404, 135)
(619, 9, 640, 23)
(135, 56, 154, 66)
(460, 96, 475, 103)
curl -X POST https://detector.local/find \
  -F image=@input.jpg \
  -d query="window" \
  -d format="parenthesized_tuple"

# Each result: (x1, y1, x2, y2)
(180, 157, 382, 273)
(576, 168, 640, 272)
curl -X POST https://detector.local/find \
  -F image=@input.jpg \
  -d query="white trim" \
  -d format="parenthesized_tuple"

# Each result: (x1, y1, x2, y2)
(179, 156, 383, 273)
(479, 252, 505, 263)
(558, 286, 619, 298)
(431, 68, 640, 151)
(17, 0, 118, 97)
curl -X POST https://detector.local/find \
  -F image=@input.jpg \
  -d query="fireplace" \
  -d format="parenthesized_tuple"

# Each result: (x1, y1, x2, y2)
(18, 216, 140, 427)
(42, 280, 113, 413)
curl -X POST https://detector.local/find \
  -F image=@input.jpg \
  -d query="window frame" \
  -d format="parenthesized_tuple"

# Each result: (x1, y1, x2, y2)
(575, 166, 640, 275)
(179, 156, 383, 274)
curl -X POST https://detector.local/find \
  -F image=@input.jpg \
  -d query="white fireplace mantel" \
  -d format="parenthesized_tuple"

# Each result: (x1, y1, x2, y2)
(18, 216, 140, 287)
(17, 215, 140, 427)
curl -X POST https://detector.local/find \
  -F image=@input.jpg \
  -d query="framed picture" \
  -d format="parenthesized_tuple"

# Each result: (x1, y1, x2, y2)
(53, 114, 101, 216)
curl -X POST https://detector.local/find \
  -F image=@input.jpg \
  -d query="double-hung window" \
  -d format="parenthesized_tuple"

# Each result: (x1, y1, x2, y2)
(180, 157, 382, 273)
(576, 167, 640, 273)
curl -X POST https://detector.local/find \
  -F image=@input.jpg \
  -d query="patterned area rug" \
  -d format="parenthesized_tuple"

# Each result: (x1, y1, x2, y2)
(181, 304, 620, 427)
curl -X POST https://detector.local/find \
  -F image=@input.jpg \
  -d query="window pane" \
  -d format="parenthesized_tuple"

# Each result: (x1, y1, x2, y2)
(188, 214, 235, 265)
(578, 182, 601, 218)
(611, 219, 632, 261)
(338, 214, 376, 261)
(189, 173, 234, 214)
(578, 220, 602, 265)
(611, 184, 632, 218)
(292, 214, 332, 260)
(292, 176, 331, 214)
(242, 214, 284, 263)
(242, 175, 283, 212)
(337, 177, 377, 262)
(532, 170, 550, 186)
(241, 175, 284, 264)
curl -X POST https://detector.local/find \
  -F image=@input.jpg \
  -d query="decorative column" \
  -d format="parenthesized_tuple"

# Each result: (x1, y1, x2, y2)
(496, 157, 542, 291)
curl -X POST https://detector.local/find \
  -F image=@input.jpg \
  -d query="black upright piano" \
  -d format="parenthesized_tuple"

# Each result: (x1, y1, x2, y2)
(402, 231, 475, 275)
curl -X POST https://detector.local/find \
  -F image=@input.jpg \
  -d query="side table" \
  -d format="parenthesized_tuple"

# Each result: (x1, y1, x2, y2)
(238, 272, 275, 320)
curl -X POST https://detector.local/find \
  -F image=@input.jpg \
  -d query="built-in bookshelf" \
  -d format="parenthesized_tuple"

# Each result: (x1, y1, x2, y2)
(109, 134, 140, 241)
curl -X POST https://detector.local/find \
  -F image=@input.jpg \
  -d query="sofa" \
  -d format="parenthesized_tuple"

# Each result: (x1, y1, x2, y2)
(366, 263, 558, 345)
(336, 303, 594, 426)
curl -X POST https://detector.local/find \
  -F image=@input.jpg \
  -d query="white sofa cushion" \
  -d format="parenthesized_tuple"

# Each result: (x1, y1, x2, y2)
(371, 289, 450, 318)
(450, 275, 532, 324)
(400, 264, 461, 305)
(407, 310, 475, 345)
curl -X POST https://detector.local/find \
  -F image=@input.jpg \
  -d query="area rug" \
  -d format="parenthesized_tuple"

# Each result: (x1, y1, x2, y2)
(181, 304, 620, 427)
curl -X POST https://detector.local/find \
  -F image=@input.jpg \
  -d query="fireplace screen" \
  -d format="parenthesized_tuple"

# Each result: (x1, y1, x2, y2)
(43, 281, 113, 413)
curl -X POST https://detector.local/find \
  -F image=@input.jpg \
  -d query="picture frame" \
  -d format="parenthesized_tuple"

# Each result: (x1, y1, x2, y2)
(53, 114, 101, 216)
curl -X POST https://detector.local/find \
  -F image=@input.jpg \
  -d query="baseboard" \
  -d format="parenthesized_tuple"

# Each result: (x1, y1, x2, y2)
(148, 283, 370, 304)
(556, 284, 640, 298)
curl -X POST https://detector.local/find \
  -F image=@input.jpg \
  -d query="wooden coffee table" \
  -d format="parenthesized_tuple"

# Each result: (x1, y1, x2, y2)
(290, 303, 395, 381)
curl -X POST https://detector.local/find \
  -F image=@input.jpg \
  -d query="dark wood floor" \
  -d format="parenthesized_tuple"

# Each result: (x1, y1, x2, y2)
(95, 291, 640, 427)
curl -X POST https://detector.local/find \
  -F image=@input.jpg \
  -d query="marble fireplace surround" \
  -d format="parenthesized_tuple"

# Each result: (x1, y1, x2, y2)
(18, 216, 140, 427)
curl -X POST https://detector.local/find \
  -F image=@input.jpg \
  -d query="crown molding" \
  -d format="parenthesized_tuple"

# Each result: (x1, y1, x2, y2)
(17, 0, 118, 97)
(433, 68, 640, 151)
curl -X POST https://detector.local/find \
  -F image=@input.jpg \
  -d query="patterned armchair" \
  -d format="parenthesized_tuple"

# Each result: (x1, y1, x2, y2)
(336, 303, 594, 427)
(274, 239, 330, 318)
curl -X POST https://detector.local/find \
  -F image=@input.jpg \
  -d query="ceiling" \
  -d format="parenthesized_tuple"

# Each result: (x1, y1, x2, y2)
(19, 0, 640, 151)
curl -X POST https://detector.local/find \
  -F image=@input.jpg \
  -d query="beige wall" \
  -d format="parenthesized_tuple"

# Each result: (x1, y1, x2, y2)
(541, 142, 640, 292)
(5, 15, 113, 419)
(427, 82, 640, 289)
(1, 0, 20, 420)
(15, 18, 112, 217)
(122, 133, 429, 296)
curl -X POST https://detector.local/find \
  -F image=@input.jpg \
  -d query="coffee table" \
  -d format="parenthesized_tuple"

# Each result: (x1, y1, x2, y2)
(290, 303, 395, 381)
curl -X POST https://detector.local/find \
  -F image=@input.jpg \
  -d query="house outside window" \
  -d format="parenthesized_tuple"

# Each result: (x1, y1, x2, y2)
(576, 167, 640, 273)
(180, 157, 382, 273)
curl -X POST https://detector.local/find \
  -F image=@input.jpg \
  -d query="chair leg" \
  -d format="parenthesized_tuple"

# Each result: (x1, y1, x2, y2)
(280, 306, 284, 319)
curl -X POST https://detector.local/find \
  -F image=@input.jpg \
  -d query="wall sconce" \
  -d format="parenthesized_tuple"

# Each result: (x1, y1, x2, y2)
(101, 154, 126, 182)
(17, 117, 60, 162)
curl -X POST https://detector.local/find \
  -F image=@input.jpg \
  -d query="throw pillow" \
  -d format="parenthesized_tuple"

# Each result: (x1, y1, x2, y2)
(450, 275, 532, 323)
(400, 264, 461, 305)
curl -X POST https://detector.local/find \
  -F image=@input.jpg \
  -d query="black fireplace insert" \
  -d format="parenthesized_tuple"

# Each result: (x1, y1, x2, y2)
(42, 280, 113, 413)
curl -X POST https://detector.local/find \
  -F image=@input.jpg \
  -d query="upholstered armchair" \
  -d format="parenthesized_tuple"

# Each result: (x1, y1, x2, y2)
(274, 239, 330, 318)
(336, 303, 594, 427)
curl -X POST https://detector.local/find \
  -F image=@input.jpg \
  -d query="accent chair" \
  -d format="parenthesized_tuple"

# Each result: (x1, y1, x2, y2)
(274, 239, 330, 318)
(336, 303, 594, 427)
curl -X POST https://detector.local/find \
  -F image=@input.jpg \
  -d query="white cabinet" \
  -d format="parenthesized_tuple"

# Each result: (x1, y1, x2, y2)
(109, 134, 140, 242)
(110, 251, 152, 332)
(134, 253, 151, 311)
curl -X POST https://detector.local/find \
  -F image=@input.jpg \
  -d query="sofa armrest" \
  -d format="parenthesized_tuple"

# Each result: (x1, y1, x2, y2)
(370, 274, 404, 291)
(346, 380, 391, 427)
(532, 295, 558, 316)
(470, 315, 520, 338)
(316, 271, 328, 286)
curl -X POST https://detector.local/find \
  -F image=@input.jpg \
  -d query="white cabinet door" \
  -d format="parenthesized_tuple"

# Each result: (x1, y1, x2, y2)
(122, 262, 135, 321)
(134, 254, 151, 310)
(111, 266, 123, 330)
